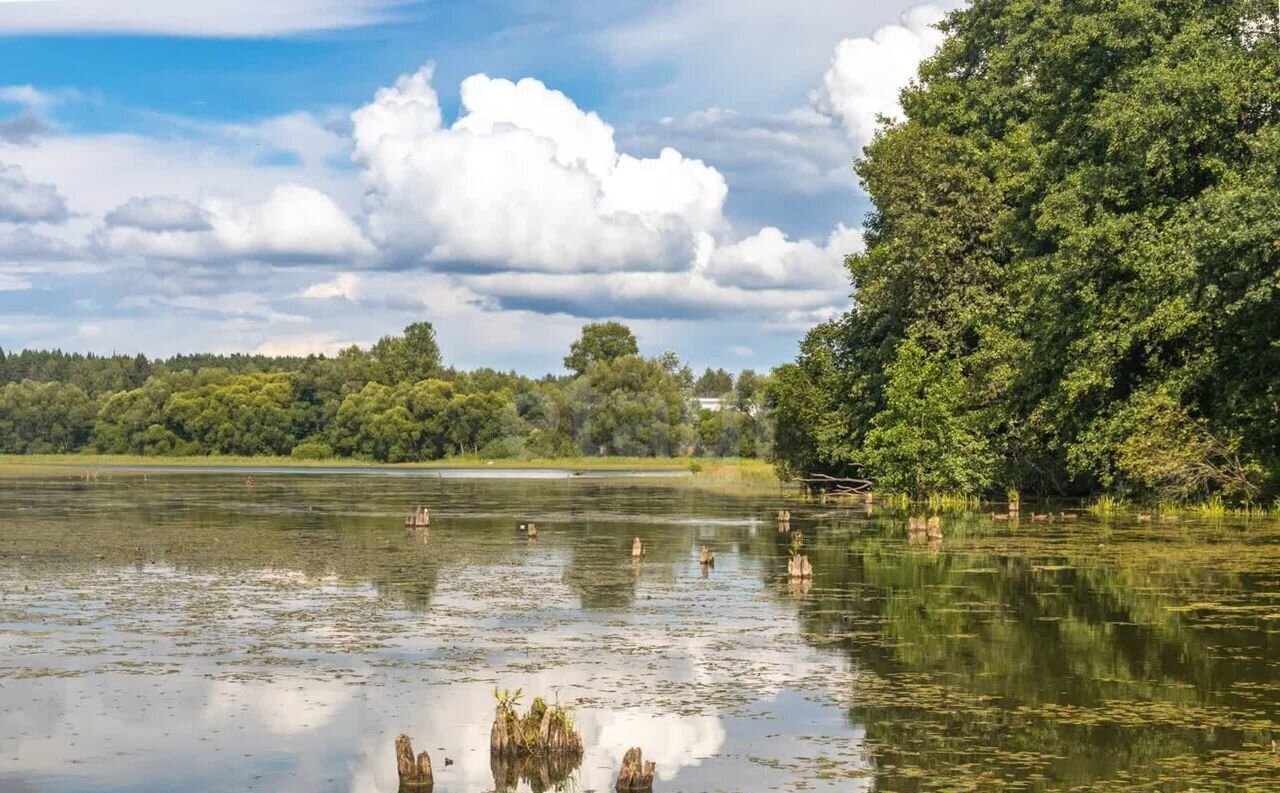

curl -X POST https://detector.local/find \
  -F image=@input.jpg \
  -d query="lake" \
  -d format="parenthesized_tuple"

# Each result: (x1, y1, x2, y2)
(1, 471, 1277, 791)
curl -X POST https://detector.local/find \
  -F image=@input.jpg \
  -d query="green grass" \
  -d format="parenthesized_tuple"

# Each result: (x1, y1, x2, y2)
(1088, 494, 1127, 516)
(0, 453, 780, 486)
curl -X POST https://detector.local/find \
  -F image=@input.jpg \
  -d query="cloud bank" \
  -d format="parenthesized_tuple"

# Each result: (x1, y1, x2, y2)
(0, 0, 407, 36)
(0, 3, 956, 369)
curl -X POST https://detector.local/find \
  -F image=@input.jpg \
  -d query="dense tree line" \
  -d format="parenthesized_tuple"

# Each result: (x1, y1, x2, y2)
(0, 322, 773, 461)
(771, 0, 1279, 502)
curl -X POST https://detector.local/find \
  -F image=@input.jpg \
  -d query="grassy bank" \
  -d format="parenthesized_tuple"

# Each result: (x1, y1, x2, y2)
(0, 453, 781, 487)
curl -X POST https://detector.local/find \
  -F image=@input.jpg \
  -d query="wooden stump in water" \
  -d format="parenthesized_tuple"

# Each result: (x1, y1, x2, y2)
(906, 516, 927, 544)
(490, 692, 584, 771)
(632, 537, 644, 558)
(615, 747, 656, 792)
(926, 516, 942, 540)
(527, 523, 538, 539)
(406, 506, 431, 528)
(395, 734, 434, 790)
(787, 555, 813, 579)
(699, 545, 715, 567)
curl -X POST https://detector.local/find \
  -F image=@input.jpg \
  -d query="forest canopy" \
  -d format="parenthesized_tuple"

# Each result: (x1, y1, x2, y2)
(0, 322, 773, 462)
(770, 0, 1280, 501)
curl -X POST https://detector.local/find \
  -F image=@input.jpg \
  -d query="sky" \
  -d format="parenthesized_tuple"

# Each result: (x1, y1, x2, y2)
(0, 0, 958, 375)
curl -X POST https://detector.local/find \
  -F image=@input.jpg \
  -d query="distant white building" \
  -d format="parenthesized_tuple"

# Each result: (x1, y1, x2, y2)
(696, 397, 726, 412)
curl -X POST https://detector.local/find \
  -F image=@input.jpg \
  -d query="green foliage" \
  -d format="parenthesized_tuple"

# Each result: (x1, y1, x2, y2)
(0, 381, 96, 453)
(164, 372, 299, 456)
(370, 321, 442, 385)
(862, 340, 997, 497)
(569, 355, 692, 456)
(693, 367, 733, 397)
(767, 323, 864, 480)
(290, 439, 334, 460)
(771, 0, 1280, 500)
(562, 321, 639, 375)
(0, 319, 776, 462)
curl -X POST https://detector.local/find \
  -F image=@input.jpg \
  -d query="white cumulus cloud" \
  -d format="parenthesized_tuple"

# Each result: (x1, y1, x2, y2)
(0, 226, 78, 260)
(0, 161, 68, 223)
(704, 224, 862, 291)
(351, 64, 728, 274)
(298, 272, 360, 300)
(95, 185, 372, 264)
(0, 0, 407, 37)
(814, 4, 952, 146)
(105, 195, 212, 232)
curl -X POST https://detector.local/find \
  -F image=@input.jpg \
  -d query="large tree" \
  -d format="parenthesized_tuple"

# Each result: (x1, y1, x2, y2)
(774, 0, 1280, 498)
(563, 321, 639, 375)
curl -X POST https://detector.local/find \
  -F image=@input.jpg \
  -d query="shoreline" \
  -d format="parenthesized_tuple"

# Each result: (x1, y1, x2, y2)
(0, 454, 783, 489)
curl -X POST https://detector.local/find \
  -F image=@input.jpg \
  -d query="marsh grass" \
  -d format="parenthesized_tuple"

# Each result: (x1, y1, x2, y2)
(1088, 495, 1127, 516)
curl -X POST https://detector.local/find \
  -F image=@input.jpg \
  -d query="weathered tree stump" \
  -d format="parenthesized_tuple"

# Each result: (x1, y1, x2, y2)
(787, 555, 813, 579)
(926, 516, 942, 540)
(699, 545, 715, 567)
(395, 734, 434, 790)
(527, 523, 538, 539)
(615, 747, 656, 792)
(632, 537, 644, 558)
(406, 506, 431, 528)
(776, 509, 791, 522)
(490, 691, 584, 768)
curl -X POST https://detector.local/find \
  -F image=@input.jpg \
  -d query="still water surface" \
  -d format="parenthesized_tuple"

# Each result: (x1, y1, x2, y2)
(1, 472, 1277, 791)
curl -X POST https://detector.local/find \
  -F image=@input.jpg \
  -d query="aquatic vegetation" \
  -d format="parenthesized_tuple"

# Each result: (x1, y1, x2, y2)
(1088, 494, 1126, 516)
(490, 688, 583, 760)
(1, 472, 1278, 792)
(923, 492, 983, 510)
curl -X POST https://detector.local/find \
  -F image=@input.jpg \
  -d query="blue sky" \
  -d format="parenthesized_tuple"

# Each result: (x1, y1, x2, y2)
(0, 0, 954, 374)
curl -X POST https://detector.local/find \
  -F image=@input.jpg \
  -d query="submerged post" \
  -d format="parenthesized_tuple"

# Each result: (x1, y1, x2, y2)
(632, 537, 644, 558)
(615, 747, 656, 792)
(787, 555, 813, 580)
(395, 734, 434, 790)
(699, 545, 714, 567)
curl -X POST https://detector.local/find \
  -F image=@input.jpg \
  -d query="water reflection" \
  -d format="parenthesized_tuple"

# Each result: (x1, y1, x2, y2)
(1, 475, 1278, 791)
